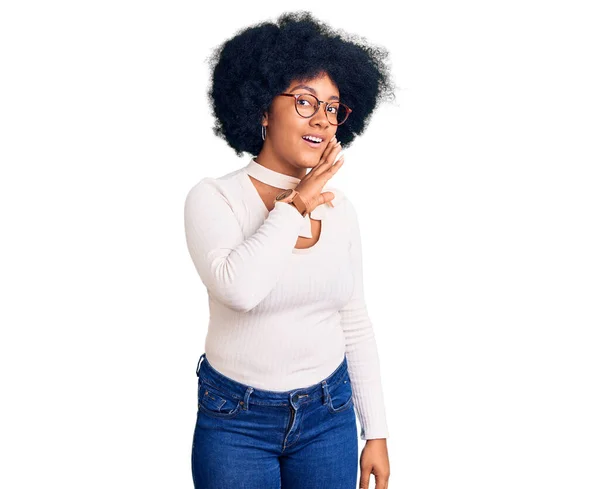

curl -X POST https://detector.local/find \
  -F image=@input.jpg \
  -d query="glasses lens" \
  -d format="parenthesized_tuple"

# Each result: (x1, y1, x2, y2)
(326, 102, 349, 126)
(296, 94, 319, 118)
(295, 94, 350, 125)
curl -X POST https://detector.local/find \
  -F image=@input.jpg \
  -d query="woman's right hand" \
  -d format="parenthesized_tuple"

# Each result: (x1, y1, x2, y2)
(295, 136, 345, 213)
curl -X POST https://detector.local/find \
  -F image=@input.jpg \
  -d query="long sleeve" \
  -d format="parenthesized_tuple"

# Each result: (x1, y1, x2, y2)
(183, 178, 306, 313)
(340, 198, 389, 440)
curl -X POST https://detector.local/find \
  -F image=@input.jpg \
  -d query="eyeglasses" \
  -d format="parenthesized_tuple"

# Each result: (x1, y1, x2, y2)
(278, 93, 352, 126)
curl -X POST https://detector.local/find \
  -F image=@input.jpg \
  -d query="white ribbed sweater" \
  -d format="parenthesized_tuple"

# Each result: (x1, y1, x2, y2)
(183, 159, 389, 440)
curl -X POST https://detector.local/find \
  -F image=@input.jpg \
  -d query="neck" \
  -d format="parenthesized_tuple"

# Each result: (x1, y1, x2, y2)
(254, 143, 307, 180)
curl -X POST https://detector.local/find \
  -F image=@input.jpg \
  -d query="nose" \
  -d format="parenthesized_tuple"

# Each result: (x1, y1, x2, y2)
(310, 103, 330, 128)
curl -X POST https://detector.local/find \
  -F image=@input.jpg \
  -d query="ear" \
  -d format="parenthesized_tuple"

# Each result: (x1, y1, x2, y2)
(261, 111, 268, 126)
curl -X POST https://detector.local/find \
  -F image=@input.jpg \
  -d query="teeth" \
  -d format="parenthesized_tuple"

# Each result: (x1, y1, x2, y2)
(303, 136, 323, 143)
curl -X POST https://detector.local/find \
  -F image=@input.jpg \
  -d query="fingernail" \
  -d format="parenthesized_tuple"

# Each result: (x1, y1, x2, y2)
(331, 136, 336, 142)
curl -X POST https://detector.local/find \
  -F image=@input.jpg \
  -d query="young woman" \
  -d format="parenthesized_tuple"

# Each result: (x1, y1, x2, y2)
(184, 11, 396, 489)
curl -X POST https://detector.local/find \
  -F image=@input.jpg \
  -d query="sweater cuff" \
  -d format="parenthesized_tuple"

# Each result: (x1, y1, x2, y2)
(273, 200, 307, 225)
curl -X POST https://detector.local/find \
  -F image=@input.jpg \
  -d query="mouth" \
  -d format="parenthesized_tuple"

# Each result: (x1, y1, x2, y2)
(301, 135, 324, 148)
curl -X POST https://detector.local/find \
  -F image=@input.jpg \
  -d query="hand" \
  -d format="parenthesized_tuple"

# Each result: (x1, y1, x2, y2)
(359, 439, 390, 489)
(294, 135, 344, 213)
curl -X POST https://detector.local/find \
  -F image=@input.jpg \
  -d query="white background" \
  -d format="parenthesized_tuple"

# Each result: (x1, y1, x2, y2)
(1, 1, 599, 488)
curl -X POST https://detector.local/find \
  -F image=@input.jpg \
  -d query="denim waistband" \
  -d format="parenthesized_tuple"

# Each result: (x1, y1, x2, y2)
(195, 353, 349, 408)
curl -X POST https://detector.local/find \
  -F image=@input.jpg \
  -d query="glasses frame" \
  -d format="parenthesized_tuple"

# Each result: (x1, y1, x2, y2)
(278, 93, 352, 126)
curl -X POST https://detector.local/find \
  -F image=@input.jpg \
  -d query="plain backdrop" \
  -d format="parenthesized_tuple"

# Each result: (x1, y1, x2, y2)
(1, 1, 599, 488)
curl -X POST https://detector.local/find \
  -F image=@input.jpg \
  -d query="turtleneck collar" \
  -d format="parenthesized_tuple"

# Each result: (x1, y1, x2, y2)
(244, 157, 302, 189)
(243, 157, 344, 239)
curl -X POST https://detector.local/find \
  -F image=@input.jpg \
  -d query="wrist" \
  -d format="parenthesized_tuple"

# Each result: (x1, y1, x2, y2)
(274, 189, 308, 217)
(286, 201, 304, 216)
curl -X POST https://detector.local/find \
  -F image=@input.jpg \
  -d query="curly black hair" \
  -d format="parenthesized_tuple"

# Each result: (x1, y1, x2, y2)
(205, 11, 398, 158)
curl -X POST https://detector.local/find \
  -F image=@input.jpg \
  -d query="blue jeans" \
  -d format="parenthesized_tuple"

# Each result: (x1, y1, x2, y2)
(191, 352, 359, 489)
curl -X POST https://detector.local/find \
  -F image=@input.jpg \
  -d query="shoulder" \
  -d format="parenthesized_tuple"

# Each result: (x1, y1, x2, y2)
(327, 186, 356, 218)
(332, 189, 362, 237)
(308, 183, 358, 218)
(184, 165, 249, 207)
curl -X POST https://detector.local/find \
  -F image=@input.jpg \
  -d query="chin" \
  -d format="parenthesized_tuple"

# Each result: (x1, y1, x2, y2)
(300, 153, 322, 167)
(300, 160, 318, 170)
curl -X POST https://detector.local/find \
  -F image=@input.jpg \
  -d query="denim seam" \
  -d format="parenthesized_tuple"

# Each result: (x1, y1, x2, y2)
(284, 408, 304, 450)
(327, 394, 354, 414)
(197, 398, 243, 419)
(326, 378, 353, 414)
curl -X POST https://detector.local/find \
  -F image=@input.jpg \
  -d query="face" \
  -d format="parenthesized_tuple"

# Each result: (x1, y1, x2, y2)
(259, 72, 340, 177)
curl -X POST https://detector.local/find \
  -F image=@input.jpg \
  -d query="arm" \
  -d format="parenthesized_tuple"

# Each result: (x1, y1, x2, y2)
(184, 177, 306, 313)
(340, 198, 389, 441)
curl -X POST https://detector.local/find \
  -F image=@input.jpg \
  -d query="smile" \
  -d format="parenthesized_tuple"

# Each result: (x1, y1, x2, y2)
(302, 136, 322, 148)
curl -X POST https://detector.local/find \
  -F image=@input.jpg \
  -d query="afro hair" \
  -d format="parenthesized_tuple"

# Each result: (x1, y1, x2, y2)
(205, 11, 398, 158)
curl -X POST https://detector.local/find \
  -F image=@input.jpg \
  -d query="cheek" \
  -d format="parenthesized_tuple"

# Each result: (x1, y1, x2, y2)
(277, 120, 304, 149)
(270, 110, 294, 137)
(273, 129, 299, 152)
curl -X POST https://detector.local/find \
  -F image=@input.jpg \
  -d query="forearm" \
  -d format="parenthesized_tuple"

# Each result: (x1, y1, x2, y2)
(184, 179, 306, 312)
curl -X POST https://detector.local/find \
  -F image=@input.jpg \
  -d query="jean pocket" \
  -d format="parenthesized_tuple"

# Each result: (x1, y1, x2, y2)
(327, 373, 354, 414)
(198, 381, 243, 419)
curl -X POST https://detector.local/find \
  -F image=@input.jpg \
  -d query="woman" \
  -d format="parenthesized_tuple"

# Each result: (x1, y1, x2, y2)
(184, 11, 396, 489)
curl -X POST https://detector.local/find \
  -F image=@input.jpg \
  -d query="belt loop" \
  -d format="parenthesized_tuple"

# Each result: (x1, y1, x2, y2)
(195, 353, 206, 377)
(321, 380, 329, 405)
(243, 386, 254, 411)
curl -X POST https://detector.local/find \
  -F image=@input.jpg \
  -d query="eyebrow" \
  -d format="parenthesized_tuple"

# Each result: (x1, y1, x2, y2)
(290, 84, 339, 101)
